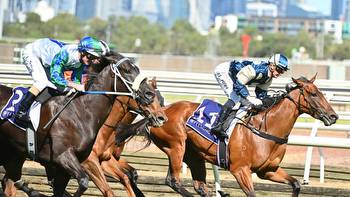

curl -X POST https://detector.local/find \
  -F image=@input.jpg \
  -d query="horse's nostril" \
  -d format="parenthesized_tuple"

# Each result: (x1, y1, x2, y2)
(157, 115, 167, 123)
(331, 114, 339, 121)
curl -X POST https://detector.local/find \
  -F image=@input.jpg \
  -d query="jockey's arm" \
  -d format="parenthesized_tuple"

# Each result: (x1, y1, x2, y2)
(255, 79, 272, 99)
(235, 65, 256, 98)
(50, 51, 69, 91)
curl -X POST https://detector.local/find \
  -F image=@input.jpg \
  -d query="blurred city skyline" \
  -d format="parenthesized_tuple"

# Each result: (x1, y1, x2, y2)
(0, 0, 348, 41)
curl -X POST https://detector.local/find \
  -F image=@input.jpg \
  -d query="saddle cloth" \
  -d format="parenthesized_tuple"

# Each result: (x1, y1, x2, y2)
(0, 87, 41, 131)
(186, 99, 247, 144)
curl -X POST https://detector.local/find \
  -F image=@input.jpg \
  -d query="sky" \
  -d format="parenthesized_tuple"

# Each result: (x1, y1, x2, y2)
(304, 0, 331, 15)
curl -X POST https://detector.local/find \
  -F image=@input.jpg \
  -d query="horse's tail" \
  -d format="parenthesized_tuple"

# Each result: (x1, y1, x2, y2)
(115, 118, 151, 148)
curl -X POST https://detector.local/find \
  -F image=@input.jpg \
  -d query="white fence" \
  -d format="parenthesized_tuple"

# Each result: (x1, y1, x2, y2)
(0, 63, 349, 186)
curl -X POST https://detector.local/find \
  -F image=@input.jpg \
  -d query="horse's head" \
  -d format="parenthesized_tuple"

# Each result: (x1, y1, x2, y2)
(133, 77, 167, 127)
(96, 51, 167, 127)
(286, 74, 338, 126)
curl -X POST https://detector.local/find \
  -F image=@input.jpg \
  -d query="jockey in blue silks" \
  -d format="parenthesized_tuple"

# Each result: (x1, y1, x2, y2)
(211, 53, 289, 139)
(14, 36, 110, 126)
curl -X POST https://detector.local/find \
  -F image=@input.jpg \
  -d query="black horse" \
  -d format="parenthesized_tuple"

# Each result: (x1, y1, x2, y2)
(0, 51, 167, 196)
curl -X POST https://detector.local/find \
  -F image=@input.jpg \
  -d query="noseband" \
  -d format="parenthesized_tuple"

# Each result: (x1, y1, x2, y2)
(110, 57, 154, 106)
(286, 87, 323, 118)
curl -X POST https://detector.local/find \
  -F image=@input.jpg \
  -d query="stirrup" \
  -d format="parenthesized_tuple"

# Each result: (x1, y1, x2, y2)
(14, 111, 30, 127)
(211, 126, 228, 139)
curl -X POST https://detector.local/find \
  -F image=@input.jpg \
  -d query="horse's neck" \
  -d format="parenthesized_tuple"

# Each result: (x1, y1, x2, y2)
(253, 93, 300, 138)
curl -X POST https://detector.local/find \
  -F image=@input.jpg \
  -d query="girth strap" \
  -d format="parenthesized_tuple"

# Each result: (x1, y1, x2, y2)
(251, 127, 288, 144)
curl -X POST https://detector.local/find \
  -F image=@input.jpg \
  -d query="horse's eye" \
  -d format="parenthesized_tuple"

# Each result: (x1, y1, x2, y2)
(310, 92, 317, 97)
(145, 91, 155, 98)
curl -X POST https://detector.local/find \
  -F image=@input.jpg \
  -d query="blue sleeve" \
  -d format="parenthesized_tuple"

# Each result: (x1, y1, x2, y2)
(233, 80, 250, 98)
(255, 87, 268, 99)
(50, 50, 69, 88)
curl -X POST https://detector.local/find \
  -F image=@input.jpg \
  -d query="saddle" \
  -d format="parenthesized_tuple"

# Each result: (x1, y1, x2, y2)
(186, 99, 248, 169)
(0, 87, 64, 160)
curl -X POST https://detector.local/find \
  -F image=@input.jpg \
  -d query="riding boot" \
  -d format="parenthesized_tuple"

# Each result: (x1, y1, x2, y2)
(211, 99, 235, 139)
(14, 91, 36, 126)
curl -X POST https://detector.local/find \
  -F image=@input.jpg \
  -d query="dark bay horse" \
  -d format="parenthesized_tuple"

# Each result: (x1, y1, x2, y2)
(0, 51, 166, 196)
(81, 78, 165, 197)
(140, 75, 337, 197)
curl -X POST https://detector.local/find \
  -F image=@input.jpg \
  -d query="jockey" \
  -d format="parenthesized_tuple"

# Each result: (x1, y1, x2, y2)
(211, 53, 289, 139)
(14, 36, 110, 126)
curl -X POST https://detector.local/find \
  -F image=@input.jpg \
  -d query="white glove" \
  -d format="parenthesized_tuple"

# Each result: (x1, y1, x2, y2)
(67, 81, 85, 92)
(66, 88, 77, 97)
(247, 97, 262, 106)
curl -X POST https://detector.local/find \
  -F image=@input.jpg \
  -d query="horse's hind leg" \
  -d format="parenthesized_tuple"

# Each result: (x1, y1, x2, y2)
(230, 166, 256, 197)
(256, 166, 300, 197)
(183, 149, 211, 197)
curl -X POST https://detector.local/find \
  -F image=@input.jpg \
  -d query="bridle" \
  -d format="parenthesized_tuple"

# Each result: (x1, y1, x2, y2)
(285, 86, 322, 118)
(110, 58, 154, 105)
(242, 84, 323, 145)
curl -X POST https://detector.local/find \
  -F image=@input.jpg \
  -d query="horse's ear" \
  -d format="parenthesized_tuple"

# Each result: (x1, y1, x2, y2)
(292, 77, 304, 87)
(310, 73, 317, 83)
(151, 77, 157, 88)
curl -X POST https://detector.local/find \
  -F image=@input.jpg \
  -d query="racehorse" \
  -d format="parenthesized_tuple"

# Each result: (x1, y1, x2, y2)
(81, 78, 165, 197)
(121, 75, 338, 196)
(0, 51, 167, 196)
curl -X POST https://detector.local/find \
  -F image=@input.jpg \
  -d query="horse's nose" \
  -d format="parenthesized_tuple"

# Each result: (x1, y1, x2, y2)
(157, 114, 168, 125)
(330, 114, 338, 122)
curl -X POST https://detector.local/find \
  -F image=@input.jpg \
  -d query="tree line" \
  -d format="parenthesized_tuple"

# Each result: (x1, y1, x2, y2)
(3, 12, 350, 60)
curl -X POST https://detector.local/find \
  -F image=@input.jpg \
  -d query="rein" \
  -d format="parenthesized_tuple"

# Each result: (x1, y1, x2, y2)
(102, 97, 146, 129)
(239, 90, 291, 144)
(241, 86, 319, 144)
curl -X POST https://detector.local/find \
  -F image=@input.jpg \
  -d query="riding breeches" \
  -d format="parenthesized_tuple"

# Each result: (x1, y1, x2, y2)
(214, 62, 241, 103)
(22, 44, 57, 91)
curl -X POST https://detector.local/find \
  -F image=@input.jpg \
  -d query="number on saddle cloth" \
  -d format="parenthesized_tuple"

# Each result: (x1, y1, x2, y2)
(0, 87, 57, 131)
(0, 87, 29, 123)
(186, 99, 222, 144)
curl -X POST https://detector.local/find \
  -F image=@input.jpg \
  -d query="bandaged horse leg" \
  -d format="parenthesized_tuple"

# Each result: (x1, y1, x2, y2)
(256, 166, 300, 197)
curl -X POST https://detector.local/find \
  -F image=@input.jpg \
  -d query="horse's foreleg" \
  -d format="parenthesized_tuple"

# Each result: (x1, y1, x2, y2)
(230, 166, 255, 197)
(54, 148, 89, 197)
(184, 150, 211, 197)
(3, 157, 45, 197)
(165, 147, 193, 197)
(52, 166, 72, 197)
(101, 156, 143, 197)
(256, 167, 300, 197)
(81, 152, 115, 197)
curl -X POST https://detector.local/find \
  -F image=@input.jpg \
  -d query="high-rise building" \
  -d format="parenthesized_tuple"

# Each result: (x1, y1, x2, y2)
(5, 0, 38, 22)
(332, 0, 346, 20)
(75, 0, 96, 20)
(210, 0, 246, 21)
(189, 0, 211, 34)
(166, 0, 189, 28)
(48, 0, 76, 15)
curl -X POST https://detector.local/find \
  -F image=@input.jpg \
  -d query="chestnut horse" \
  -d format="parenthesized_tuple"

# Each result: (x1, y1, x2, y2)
(138, 75, 337, 196)
(0, 51, 166, 196)
(81, 78, 165, 197)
